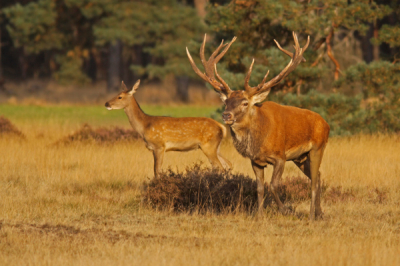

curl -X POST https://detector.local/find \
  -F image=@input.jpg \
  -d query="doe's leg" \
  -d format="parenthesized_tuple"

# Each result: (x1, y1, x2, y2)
(200, 143, 224, 170)
(153, 148, 165, 178)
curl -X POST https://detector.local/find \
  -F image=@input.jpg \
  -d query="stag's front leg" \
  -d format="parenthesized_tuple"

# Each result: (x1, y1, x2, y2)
(270, 159, 289, 214)
(251, 161, 265, 216)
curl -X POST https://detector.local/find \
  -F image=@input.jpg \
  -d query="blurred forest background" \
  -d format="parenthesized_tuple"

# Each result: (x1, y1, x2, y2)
(1, 0, 400, 135)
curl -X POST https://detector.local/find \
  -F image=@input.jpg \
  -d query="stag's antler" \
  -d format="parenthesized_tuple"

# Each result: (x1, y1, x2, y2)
(245, 32, 310, 96)
(186, 34, 236, 96)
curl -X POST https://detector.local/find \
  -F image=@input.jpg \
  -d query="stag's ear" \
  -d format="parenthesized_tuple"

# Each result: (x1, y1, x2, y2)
(250, 88, 271, 104)
(217, 91, 228, 102)
(128, 80, 141, 95)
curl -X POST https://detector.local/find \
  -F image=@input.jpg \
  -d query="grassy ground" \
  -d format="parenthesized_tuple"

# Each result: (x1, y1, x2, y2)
(1, 105, 400, 265)
(0, 104, 219, 127)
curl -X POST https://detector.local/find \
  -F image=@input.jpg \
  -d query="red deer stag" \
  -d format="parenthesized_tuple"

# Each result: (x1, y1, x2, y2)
(186, 33, 330, 220)
(105, 80, 231, 177)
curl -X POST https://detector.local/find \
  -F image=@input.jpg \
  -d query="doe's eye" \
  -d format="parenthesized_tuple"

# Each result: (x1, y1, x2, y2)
(243, 102, 248, 107)
(118, 96, 122, 99)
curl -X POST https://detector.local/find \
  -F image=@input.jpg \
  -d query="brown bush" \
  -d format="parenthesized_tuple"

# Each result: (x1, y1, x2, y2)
(281, 176, 328, 203)
(324, 186, 356, 203)
(55, 124, 139, 145)
(142, 164, 315, 213)
(368, 188, 388, 204)
(0, 116, 25, 138)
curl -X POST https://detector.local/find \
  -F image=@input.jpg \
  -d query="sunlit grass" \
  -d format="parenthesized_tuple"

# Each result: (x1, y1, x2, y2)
(1, 108, 400, 265)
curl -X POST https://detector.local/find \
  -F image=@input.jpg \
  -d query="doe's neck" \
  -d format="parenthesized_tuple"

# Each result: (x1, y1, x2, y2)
(123, 97, 149, 137)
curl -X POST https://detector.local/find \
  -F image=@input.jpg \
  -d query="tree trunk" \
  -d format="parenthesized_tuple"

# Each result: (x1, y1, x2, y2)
(0, 25, 4, 93)
(361, 23, 374, 63)
(121, 47, 133, 86)
(194, 0, 207, 18)
(0, 25, 2, 81)
(326, 27, 340, 80)
(175, 75, 190, 102)
(373, 19, 380, 61)
(107, 40, 122, 92)
(19, 49, 28, 80)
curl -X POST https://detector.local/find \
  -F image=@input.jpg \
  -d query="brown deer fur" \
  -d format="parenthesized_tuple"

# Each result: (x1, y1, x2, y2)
(105, 80, 231, 177)
(186, 33, 330, 220)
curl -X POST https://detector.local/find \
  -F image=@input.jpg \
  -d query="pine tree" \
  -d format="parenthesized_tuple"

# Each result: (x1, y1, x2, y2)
(204, 0, 391, 93)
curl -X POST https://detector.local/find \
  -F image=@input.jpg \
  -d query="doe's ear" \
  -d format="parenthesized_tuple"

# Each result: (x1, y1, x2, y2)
(128, 79, 141, 95)
(121, 81, 129, 91)
(251, 88, 271, 104)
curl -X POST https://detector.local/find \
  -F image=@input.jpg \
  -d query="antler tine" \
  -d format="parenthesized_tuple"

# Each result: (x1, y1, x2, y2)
(186, 47, 208, 82)
(214, 64, 231, 93)
(259, 70, 270, 87)
(274, 35, 307, 62)
(248, 32, 309, 96)
(215, 37, 237, 63)
(293, 32, 300, 52)
(199, 34, 207, 65)
(186, 35, 237, 96)
(204, 39, 228, 77)
(244, 59, 255, 92)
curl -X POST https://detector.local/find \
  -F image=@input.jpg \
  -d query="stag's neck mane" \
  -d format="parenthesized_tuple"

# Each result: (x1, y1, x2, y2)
(124, 97, 149, 137)
(229, 107, 262, 159)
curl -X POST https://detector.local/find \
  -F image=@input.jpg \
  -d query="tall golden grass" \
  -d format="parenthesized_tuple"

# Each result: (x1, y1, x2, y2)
(1, 122, 400, 265)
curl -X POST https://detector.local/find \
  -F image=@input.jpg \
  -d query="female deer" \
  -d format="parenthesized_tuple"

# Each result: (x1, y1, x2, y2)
(105, 80, 231, 177)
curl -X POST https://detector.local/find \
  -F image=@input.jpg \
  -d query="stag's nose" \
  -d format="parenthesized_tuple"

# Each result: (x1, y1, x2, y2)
(222, 112, 233, 121)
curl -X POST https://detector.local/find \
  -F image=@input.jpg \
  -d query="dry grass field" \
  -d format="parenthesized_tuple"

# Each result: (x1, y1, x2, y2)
(1, 108, 400, 265)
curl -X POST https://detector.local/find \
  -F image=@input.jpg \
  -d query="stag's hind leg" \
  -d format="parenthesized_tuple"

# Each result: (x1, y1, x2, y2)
(308, 149, 325, 221)
(294, 156, 323, 219)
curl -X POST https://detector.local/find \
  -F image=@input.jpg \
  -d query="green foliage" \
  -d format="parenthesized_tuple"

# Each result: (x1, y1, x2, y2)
(53, 54, 91, 85)
(3, 0, 64, 54)
(375, 24, 400, 48)
(334, 61, 400, 133)
(204, 0, 391, 91)
(335, 61, 400, 98)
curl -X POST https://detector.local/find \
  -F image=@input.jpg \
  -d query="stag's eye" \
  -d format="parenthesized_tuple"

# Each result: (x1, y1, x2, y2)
(118, 96, 122, 99)
(243, 102, 248, 107)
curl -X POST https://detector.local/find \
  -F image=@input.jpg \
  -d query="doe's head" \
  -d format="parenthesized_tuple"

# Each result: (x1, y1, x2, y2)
(105, 80, 140, 110)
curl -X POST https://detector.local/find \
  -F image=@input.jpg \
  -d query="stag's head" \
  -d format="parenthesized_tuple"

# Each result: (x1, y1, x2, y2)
(105, 80, 140, 110)
(186, 32, 310, 126)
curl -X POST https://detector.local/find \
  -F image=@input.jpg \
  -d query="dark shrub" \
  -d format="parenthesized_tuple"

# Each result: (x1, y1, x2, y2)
(0, 116, 25, 138)
(55, 124, 139, 145)
(142, 164, 315, 213)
